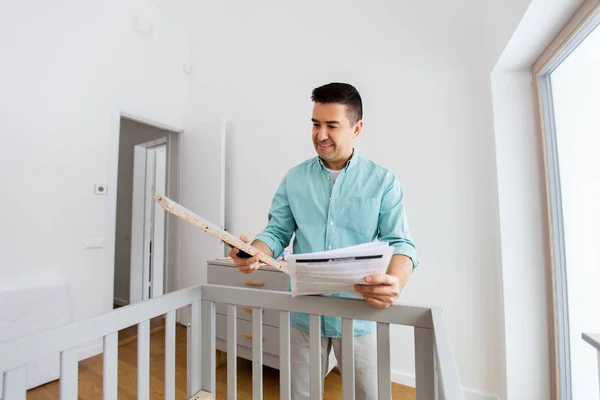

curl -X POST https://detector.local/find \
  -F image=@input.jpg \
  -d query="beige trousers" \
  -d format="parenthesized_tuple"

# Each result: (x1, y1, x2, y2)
(290, 326, 377, 400)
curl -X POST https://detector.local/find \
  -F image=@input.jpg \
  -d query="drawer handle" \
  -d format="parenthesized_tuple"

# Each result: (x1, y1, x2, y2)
(243, 333, 264, 340)
(243, 306, 264, 314)
(243, 280, 264, 287)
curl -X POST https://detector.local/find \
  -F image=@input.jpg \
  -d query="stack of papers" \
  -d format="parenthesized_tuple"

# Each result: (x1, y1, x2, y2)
(287, 242, 393, 297)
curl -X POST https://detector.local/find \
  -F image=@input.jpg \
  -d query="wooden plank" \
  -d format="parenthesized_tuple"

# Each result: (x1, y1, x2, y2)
(431, 309, 464, 400)
(201, 285, 433, 328)
(138, 320, 150, 400)
(189, 301, 201, 398)
(279, 311, 291, 400)
(415, 327, 436, 400)
(59, 346, 78, 400)
(377, 323, 391, 400)
(342, 318, 355, 400)
(2, 366, 26, 400)
(103, 332, 118, 400)
(201, 301, 216, 394)
(309, 314, 321, 400)
(252, 308, 263, 400)
(227, 305, 237, 400)
(165, 310, 176, 400)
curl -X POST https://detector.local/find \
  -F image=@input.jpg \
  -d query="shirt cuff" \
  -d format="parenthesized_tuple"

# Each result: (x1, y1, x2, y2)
(393, 243, 419, 270)
(253, 233, 285, 259)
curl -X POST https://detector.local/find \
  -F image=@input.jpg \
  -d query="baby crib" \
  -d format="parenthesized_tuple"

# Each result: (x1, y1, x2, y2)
(0, 284, 464, 400)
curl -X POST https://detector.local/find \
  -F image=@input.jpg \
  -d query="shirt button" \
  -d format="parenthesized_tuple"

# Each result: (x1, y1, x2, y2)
(328, 245, 332, 250)
(327, 176, 331, 180)
(330, 221, 334, 225)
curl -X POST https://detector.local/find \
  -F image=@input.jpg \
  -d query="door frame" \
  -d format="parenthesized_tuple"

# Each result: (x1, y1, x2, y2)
(106, 111, 183, 312)
(130, 139, 167, 303)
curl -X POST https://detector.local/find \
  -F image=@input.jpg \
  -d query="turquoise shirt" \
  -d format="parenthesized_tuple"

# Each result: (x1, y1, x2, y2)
(254, 152, 418, 337)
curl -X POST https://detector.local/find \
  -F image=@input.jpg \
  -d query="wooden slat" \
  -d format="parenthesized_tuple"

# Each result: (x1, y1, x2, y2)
(227, 304, 237, 400)
(2, 366, 26, 400)
(415, 327, 436, 400)
(189, 301, 201, 398)
(279, 311, 291, 400)
(252, 307, 263, 400)
(165, 310, 176, 400)
(309, 314, 321, 400)
(377, 323, 392, 400)
(342, 318, 355, 400)
(201, 301, 216, 394)
(431, 309, 464, 399)
(138, 320, 150, 400)
(103, 332, 118, 400)
(59, 346, 78, 400)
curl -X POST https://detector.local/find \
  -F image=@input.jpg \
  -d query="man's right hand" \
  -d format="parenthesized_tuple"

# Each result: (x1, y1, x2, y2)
(229, 234, 263, 274)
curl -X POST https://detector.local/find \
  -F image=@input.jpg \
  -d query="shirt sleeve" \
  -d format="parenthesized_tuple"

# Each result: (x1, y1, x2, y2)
(254, 174, 296, 259)
(378, 172, 419, 269)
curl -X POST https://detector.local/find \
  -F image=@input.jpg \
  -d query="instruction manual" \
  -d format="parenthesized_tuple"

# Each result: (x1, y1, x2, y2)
(287, 242, 393, 297)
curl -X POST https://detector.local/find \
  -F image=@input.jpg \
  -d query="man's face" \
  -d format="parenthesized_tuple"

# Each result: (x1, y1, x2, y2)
(311, 102, 362, 169)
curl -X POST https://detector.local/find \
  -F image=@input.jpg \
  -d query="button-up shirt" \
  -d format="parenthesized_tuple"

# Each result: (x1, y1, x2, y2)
(254, 153, 418, 337)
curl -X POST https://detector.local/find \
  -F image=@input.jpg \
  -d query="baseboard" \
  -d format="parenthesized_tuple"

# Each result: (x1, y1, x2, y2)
(113, 297, 129, 307)
(391, 370, 498, 400)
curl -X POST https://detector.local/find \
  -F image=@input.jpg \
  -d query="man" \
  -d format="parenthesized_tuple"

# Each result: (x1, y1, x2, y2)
(230, 82, 418, 399)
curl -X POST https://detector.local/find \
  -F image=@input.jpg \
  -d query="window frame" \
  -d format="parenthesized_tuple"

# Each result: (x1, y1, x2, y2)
(533, 1, 600, 398)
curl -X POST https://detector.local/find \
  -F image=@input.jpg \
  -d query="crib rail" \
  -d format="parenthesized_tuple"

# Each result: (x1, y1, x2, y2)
(582, 332, 600, 396)
(1, 283, 465, 400)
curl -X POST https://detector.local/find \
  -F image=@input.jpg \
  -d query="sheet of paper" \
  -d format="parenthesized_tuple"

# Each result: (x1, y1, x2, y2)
(287, 242, 393, 296)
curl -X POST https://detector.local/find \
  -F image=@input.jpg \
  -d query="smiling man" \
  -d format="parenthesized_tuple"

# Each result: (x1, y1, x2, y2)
(230, 82, 418, 399)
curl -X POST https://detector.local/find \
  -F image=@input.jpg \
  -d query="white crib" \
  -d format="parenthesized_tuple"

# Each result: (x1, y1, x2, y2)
(0, 284, 464, 400)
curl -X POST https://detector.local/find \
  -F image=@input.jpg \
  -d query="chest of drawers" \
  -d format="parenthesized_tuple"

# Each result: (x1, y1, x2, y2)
(207, 259, 288, 369)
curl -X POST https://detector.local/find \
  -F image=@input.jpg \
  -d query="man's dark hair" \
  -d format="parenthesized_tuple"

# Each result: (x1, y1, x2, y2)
(311, 82, 363, 124)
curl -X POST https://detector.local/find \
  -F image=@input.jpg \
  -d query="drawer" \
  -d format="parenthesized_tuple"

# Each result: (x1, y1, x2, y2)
(216, 314, 280, 356)
(207, 265, 288, 292)
(215, 303, 280, 328)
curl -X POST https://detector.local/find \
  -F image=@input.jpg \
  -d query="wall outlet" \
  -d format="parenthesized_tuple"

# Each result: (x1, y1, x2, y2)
(95, 184, 107, 195)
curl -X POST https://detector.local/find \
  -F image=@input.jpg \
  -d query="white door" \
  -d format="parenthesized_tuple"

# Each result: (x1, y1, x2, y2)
(178, 118, 226, 324)
(130, 140, 168, 303)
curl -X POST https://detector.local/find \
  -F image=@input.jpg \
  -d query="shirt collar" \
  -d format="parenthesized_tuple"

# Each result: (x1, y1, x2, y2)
(317, 148, 359, 172)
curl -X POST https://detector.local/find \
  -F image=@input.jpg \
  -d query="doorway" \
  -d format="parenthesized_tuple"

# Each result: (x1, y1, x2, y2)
(113, 117, 180, 307)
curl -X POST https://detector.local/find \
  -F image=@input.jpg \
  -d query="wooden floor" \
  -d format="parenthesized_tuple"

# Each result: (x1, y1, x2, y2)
(27, 325, 416, 399)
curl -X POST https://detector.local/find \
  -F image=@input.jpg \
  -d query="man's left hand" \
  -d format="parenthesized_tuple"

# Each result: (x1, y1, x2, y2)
(354, 274, 402, 309)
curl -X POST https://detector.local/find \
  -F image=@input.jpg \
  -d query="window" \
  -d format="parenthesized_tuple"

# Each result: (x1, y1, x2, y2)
(535, 1, 600, 398)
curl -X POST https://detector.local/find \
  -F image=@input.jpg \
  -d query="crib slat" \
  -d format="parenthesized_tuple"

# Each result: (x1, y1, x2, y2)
(165, 311, 176, 400)
(252, 307, 263, 400)
(377, 323, 392, 400)
(415, 327, 436, 400)
(341, 318, 355, 400)
(201, 301, 216, 394)
(138, 319, 150, 400)
(309, 314, 321, 400)
(279, 311, 291, 400)
(227, 304, 237, 400)
(2, 366, 26, 400)
(189, 301, 201, 397)
(103, 332, 118, 400)
(59, 346, 78, 400)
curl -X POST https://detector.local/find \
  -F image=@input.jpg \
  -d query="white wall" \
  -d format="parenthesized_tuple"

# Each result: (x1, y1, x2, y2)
(0, 0, 190, 356)
(148, 1, 520, 397)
